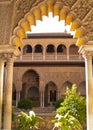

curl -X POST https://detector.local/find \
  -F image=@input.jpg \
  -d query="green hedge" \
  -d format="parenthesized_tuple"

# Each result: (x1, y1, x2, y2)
(18, 98, 40, 110)
(18, 99, 33, 110)
(53, 98, 64, 109)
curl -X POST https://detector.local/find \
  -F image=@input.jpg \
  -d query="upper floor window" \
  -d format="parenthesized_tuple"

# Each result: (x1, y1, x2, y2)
(23, 45, 32, 54)
(69, 44, 79, 55)
(34, 44, 43, 53)
(57, 44, 66, 54)
(46, 44, 55, 53)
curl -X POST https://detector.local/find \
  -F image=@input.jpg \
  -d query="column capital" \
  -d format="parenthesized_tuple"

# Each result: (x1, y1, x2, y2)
(78, 42, 93, 59)
(0, 53, 15, 63)
(0, 54, 6, 62)
(0, 44, 20, 62)
(5, 53, 15, 63)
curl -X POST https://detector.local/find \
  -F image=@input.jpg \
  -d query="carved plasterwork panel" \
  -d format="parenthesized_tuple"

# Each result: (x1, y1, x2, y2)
(71, 0, 92, 20)
(13, 0, 93, 40)
(82, 9, 93, 40)
(61, 0, 77, 7)
(14, 0, 43, 27)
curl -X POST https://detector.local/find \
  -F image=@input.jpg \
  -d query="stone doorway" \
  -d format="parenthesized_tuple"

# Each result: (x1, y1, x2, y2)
(44, 81, 57, 106)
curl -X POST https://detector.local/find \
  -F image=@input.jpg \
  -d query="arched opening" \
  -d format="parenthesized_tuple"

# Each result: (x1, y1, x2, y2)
(44, 81, 57, 106)
(69, 44, 80, 60)
(11, 0, 87, 109)
(78, 81, 86, 96)
(21, 69, 39, 102)
(61, 81, 72, 98)
(46, 44, 55, 60)
(34, 44, 43, 60)
(23, 45, 32, 54)
(57, 44, 66, 54)
(34, 44, 43, 53)
(69, 44, 79, 55)
(12, 0, 86, 48)
(46, 44, 55, 53)
(3, 1, 90, 129)
(57, 44, 67, 60)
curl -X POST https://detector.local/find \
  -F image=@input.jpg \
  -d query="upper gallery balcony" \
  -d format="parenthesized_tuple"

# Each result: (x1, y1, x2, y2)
(15, 39, 84, 63)
(15, 34, 84, 63)
(16, 53, 83, 62)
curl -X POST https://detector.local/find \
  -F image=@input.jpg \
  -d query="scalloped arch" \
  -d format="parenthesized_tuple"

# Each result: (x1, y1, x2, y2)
(11, 0, 87, 47)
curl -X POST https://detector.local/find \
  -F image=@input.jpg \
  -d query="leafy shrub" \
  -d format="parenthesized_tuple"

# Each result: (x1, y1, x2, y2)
(52, 111, 82, 130)
(57, 84, 86, 124)
(52, 84, 86, 130)
(18, 99, 33, 110)
(17, 111, 43, 130)
(53, 98, 64, 109)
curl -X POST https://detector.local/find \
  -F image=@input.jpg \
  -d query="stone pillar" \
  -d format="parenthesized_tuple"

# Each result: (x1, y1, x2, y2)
(32, 47, 34, 61)
(79, 43, 93, 130)
(3, 56, 14, 130)
(43, 47, 46, 60)
(16, 91, 20, 107)
(15, 80, 22, 107)
(67, 47, 69, 60)
(40, 91, 43, 107)
(40, 91, 45, 107)
(0, 57, 4, 129)
(20, 47, 23, 60)
(40, 80, 45, 107)
(42, 91, 44, 107)
(84, 54, 93, 130)
(57, 90, 60, 99)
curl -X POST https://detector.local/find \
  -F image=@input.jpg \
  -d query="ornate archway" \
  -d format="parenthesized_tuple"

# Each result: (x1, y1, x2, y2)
(21, 69, 39, 100)
(10, 0, 87, 48)
(9, 1, 93, 129)
(0, 0, 93, 130)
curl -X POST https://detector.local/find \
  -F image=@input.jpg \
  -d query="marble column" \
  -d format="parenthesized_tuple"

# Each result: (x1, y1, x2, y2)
(40, 91, 43, 107)
(79, 43, 93, 130)
(40, 91, 45, 107)
(20, 47, 23, 60)
(84, 54, 93, 130)
(57, 90, 60, 99)
(32, 47, 34, 61)
(0, 58, 4, 130)
(43, 47, 46, 60)
(3, 56, 14, 130)
(42, 91, 44, 107)
(16, 91, 20, 107)
(67, 47, 69, 60)
(15, 80, 22, 106)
